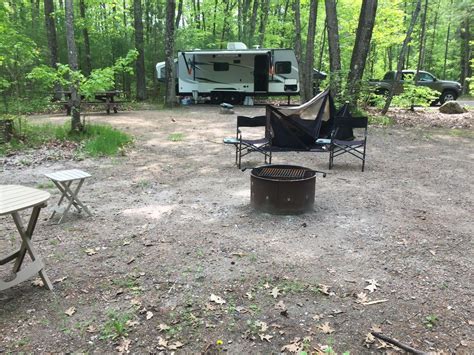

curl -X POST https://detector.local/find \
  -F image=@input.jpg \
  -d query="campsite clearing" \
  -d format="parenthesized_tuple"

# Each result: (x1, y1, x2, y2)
(0, 106, 473, 353)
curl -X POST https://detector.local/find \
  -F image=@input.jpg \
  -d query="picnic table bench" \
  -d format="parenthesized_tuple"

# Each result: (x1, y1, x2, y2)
(0, 185, 53, 291)
(57, 90, 125, 115)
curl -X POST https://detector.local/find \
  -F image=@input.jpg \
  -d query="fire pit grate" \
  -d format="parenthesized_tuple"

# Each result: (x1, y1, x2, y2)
(253, 167, 308, 180)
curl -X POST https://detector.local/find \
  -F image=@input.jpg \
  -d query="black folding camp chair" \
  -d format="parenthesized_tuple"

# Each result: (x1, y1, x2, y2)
(223, 115, 272, 168)
(328, 116, 368, 172)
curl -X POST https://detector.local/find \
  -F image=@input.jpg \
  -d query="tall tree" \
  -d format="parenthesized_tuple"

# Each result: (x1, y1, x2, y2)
(381, 0, 422, 114)
(247, 0, 259, 46)
(346, 0, 378, 106)
(258, 0, 270, 46)
(79, 0, 92, 76)
(293, 0, 303, 101)
(301, 0, 318, 102)
(325, 0, 342, 100)
(175, 0, 183, 29)
(164, 0, 176, 107)
(416, 0, 428, 72)
(134, 0, 147, 100)
(43, 0, 61, 100)
(64, 0, 82, 131)
(460, 17, 471, 94)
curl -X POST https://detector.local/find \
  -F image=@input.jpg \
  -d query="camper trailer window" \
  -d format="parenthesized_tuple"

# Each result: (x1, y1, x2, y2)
(275, 62, 292, 74)
(214, 63, 229, 71)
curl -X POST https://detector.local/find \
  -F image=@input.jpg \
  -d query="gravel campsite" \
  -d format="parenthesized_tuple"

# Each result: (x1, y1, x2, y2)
(1, 105, 473, 353)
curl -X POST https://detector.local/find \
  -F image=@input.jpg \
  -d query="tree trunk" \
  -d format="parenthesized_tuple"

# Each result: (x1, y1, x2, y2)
(134, 0, 147, 100)
(65, 0, 82, 132)
(175, 0, 183, 28)
(426, 0, 440, 70)
(248, 0, 259, 46)
(416, 0, 428, 72)
(293, 0, 304, 103)
(460, 18, 471, 95)
(381, 0, 422, 115)
(346, 0, 378, 107)
(258, 0, 270, 46)
(165, 0, 176, 107)
(79, 0, 92, 76)
(301, 0, 318, 102)
(325, 0, 342, 101)
(44, 0, 62, 100)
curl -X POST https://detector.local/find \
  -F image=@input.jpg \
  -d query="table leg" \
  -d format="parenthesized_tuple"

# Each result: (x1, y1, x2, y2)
(58, 179, 91, 223)
(10, 209, 53, 290)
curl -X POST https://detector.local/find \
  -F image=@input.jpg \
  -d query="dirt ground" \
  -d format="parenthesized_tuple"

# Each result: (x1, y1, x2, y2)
(1, 105, 473, 354)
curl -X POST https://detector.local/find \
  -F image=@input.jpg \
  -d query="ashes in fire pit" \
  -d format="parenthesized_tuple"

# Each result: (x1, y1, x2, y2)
(250, 164, 326, 214)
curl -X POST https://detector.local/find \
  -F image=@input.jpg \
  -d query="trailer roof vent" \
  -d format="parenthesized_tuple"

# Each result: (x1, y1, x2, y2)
(227, 42, 248, 50)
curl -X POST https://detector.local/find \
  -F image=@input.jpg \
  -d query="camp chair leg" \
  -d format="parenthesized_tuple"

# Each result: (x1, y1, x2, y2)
(361, 142, 366, 172)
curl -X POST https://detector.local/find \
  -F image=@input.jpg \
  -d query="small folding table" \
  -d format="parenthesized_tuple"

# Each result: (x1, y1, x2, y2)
(0, 185, 53, 291)
(44, 169, 92, 223)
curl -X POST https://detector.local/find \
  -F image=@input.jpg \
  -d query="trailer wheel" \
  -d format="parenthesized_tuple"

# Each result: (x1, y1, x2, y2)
(210, 92, 223, 105)
(224, 92, 243, 105)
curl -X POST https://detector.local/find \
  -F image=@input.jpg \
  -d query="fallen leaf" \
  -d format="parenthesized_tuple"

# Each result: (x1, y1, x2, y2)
(130, 298, 141, 307)
(127, 257, 135, 265)
(206, 303, 217, 311)
(116, 338, 131, 353)
(317, 322, 335, 334)
(356, 292, 369, 303)
(468, 320, 474, 326)
(365, 279, 380, 293)
(53, 276, 68, 284)
(64, 307, 76, 317)
(210, 294, 226, 304)
(85, 248, 97, 256)
(376, 339, 394, 349)
(245, 292, 253, 300)
(318, 284, 331, 295)
(312, 314, 321, 321)
(126, 320, 139, 327)
(263, 282, 271, 289)
(281, 338, 302, 353)
(146, 311, 154, 320)
(371, 324, 382, 333)
(429, 250, 436, 256)
(275, 300, 286, 311)
(122, 240, 131, 246)
(31, 278, 44, 287)
(259, 334, 273, 342)
(271, 287, 281, 298)
(158, 323, 170, 332)
(255, 320, 268, 332)
(365, 332, 375, 347)
(168, 341, 184, 350)
(86, 325, 97, 333)
(158, 337, 168, 348)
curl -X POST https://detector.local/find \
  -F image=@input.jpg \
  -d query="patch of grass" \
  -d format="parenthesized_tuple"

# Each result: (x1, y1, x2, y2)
(368, 115, 393, 126)
(448, 129, 474, 138)
(424, 314, 439, 329)
(112, 277, 139, 290)
(168, 132, 184, 142)
(36, 181, 55, 189)
(278, 279, 306, 294)
(100, 309, 132, 340)
(0, 116, 132, 157)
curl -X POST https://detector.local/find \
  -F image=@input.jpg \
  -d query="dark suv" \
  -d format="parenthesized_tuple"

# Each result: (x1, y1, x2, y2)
(370, 70, 462, 104)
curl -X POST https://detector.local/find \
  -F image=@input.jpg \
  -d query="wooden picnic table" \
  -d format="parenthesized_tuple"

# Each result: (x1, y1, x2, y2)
(0, 185, 53, 291)
(59, 90, 123, 115)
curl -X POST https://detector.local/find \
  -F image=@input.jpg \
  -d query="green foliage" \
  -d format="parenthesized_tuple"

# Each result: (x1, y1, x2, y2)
(424, 314, 439, 329)
(168, 132, 184, 142)
(82, 125, 132, 156)
(391, 74, 439, 108)
(100, 309, 132, 340)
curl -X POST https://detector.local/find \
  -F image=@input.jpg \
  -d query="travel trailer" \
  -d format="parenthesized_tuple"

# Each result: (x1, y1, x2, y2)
(156, 42, 300, 104)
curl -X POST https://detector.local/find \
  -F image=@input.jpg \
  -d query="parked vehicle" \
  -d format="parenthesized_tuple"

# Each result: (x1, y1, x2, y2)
(369, 70, 462, 104)
(156, 42, 300, 104)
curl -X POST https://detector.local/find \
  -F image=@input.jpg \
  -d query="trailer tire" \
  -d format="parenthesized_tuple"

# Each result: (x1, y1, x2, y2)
(210, 92, 223, 105)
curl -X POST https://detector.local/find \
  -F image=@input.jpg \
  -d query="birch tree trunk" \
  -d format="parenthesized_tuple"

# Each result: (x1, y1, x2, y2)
(65, 0, 82, 132)
(325, 0, 342, 101)
(165, 0, 176, 107)
(346, 0, 378, 107)
(381, 0, 422, 115)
